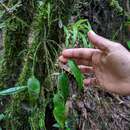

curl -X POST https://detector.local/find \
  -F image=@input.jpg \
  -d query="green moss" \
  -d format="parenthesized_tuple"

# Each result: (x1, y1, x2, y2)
(0, 0, 35, 87)
(109, 0, 123, 14)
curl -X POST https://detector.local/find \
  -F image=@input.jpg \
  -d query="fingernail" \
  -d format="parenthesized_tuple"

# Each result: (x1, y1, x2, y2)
(88, 30, 96, 36)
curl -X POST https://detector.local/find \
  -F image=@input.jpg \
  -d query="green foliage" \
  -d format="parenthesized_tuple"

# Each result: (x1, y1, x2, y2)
(29, 109, 46, 130)
(0, 1, 28, 29)
(27, 76, 41, 104)
(0, 86, 27, 96)
(64, 19, 92, 48)
(30, 0, 60, 78)
(109, 0, 123, 14)
(58, 72, 69, 101)
(125, 17, 130, 26)
(53, 72, 70, 129)
(0, 0, 35, 89)
(53, 18, 92, 129)
(53, 92, 65, 107)
(53, 93, 66, 129)
(127, 41, 130, 49)
(0, 0, 128, 129)
(0, 75, 40, 101)
(68, 60, 84, 91)
(0, 114, 5, 121)
(53, 104, 66, 129)
(127, 19, 130, 24)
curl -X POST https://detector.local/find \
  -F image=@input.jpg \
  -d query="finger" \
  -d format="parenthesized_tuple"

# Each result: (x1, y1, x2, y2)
(75, 59, 92, 66)
(59, 56, 92, 66)
(88, 30, 115, 52)
(62, 48, 98, 60)
(59, 55, 68, 63)
(78, 65, 93, 73)
(84, 78, 99, 86)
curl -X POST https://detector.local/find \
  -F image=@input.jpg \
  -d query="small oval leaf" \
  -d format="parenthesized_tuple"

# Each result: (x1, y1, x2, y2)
(27, 76, 41, 102)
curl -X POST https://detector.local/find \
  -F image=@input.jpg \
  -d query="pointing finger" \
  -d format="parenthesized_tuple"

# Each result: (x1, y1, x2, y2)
(59, 55, 92, 66)
(62, 48, 98, 60)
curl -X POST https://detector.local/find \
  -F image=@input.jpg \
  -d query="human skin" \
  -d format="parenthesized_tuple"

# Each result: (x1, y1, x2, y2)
(59, 31, 130, 95)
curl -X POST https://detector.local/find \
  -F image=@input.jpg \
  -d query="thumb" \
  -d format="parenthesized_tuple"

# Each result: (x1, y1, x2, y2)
(88, 30, 114, 52)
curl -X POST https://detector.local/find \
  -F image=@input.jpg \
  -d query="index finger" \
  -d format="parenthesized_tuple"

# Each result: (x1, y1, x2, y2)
(62, 48, 99, 60)
(88, 30, 115, 52)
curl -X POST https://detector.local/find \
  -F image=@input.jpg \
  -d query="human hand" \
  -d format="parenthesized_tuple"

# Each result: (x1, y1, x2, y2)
(59, 31, 130, 95)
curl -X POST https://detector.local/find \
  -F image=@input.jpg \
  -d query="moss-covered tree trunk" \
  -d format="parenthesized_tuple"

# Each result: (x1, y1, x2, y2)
(0, 0, 35, 87)
(0, 0, 36, 128)
(0, 0, 72, 129)
(0, 0, 130, 130)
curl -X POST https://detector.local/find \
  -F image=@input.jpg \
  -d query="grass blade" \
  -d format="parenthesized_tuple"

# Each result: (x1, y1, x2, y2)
(79, 32, 88, 48)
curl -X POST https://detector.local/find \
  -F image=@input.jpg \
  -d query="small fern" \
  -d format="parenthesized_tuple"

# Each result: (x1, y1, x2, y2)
(64, 19, 92, 48)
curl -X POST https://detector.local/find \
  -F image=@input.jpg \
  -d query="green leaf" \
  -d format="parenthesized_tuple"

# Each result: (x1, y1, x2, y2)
(0, 114, 5, 121)
(68, 60, 84, 91)
(0, 10, 4, 18)
(75, 19, 87, 27)
(53, 93, 67, 128)
(88, 42, 93, 48)
(0, 86, 27, 96)
(53, 123, 60, 128)
(63, 19, 92, 48)
(53, 93, 64, 107)
(0, 22, 6, 29)
(58, 72, 69, 101)
(127, 41, 130, 49)
(27, 76, 41, 101)
(27, 76, 40, 94)
(72, 26, 78, 46)
(64, 26, 70, 48)
(53, 103, 66, 128)
(64, 19, 92, 48)
(79, 32, 88, 48)
(66, 128, 71, 130)
(86, 21, 92, 31)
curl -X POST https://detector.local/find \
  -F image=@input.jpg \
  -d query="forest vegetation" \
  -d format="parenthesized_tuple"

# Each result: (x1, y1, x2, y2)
(0, 0, 130, 130)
